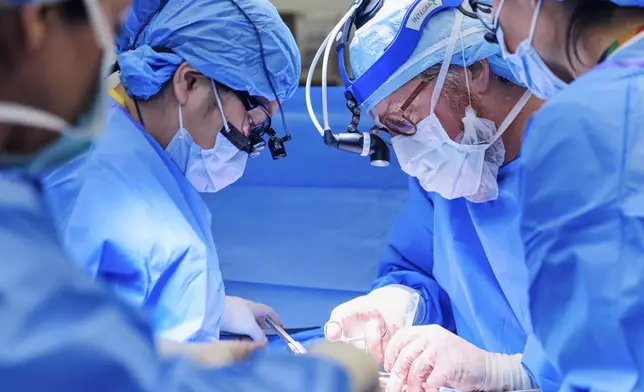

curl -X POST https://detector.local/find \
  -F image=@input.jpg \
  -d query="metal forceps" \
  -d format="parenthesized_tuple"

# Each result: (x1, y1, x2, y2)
(264, 315, 307, 355)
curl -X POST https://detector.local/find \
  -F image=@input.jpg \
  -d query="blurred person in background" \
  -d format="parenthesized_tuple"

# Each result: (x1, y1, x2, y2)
(0, 0, 381, 390)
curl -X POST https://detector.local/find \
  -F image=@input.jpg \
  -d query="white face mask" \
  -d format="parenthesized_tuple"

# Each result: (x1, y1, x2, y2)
(166, 82, 248, 193)
(392, 94, 530, 202)
(0, 0, 114, 173)
(391, 12, 532, 203)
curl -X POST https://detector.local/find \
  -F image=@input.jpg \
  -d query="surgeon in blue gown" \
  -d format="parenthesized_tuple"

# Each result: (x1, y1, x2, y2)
(483, 0, 644, 390)
(0, 0, 380, 390)
(322, 2, 562, 391)
(44, 0, 296, 343)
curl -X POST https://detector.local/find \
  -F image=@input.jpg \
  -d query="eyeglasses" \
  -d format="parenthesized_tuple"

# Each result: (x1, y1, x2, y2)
(468, 0, 499, 44)
(233, 90, 273, 137)
(374, 80, 430, 137)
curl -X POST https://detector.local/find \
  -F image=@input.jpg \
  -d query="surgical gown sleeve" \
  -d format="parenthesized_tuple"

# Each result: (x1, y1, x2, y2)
(371, 177, 455, 328)
(0, 192, 355, 392)
(520, 83, 644, 391)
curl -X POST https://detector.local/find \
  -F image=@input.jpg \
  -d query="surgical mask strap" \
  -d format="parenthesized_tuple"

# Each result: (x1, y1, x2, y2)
(431, 12, 464, 114)
(83, 0, 111, 49)
(493, 0, 506, 29)
(459, 29, 472, 109)
(490, 90, 532, 144)
(83, 0, 116, 69)
(212, 81, 231, 133)
(528, 0, 543, 43)
(0, 103, 69, 133)
(178, 103, 184, 130)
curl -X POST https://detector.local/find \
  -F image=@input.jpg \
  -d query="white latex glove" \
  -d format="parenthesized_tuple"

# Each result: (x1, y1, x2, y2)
(220, 296, 282, 342)
(384, 325, 536, 392)
(325, 285, 420, 364)
(156, 338, 265, 368)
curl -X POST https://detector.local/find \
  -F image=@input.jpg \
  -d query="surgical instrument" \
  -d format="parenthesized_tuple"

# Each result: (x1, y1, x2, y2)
(265, 315, 307, 355)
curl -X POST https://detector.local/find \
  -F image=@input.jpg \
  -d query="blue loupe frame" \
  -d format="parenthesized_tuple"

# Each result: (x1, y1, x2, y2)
(337, 0, 464, 106)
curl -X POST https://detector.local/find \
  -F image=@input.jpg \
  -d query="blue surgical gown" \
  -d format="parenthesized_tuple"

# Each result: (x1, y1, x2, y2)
(519, 37, 644, 391)
(375, 163, 561, 391)
(0, 168, 354, 391)
(44, 100, 224, 342)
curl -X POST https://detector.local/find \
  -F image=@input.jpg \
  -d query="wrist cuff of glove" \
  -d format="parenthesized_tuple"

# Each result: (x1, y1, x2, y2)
(479, 353, 538, 391)
(370, 284, 421, 328)
(412, 294, 426, 325)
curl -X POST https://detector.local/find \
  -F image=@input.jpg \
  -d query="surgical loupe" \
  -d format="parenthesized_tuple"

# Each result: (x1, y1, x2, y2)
(305, 0, 476, 167)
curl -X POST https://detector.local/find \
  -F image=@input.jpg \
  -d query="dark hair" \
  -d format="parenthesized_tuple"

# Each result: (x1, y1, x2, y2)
(0, 9, 22, 71)
(564, 0, 620, 70)
(57, 0, 88, 22)
(0, 0, 87, 71)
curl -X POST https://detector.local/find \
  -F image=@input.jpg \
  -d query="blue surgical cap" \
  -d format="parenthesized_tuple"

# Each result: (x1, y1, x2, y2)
(116, 0, 301, 101)
(349, 0, 520, 112)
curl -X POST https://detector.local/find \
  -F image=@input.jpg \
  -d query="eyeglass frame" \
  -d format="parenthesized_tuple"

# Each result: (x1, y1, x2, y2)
(372, 78, 432, 137)
(232, 90, 273, 137)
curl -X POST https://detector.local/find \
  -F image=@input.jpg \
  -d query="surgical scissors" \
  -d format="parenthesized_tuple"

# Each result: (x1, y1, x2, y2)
(323, 320, 388, 349)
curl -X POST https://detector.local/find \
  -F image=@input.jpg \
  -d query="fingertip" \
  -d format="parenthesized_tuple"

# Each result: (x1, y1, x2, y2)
(385, 372, 404, 392)
(423, 365, 447, 392)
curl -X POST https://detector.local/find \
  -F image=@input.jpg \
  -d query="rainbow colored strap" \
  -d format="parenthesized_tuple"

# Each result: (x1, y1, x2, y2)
(598, 25, 644, 64)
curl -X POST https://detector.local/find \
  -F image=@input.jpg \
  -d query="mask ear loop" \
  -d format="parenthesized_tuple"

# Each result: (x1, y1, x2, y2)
(459, 28, 473, 110)
(83, 0, 113, 52)
(177, 103, 184, 130)
(489, 90, 532, 145)
(528, 0, 543, 44)
(211, 80, 231, 133)
(493, 0, 506, 31)
(430, 11, 464, 115)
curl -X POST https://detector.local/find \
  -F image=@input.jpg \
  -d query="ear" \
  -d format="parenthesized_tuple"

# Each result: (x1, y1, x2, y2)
(20, 5, 47, 52)
(468, 59, 492, 99)
(171, 62, 200, 106)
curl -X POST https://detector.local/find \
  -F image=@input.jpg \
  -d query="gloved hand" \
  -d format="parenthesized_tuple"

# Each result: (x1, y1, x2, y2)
(156, 338, 265, 368)
(325, 285, 420, 364)
(384, 325, 536, 392)
(220, 296, 282, 342)
(308, 341, 381, 392)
